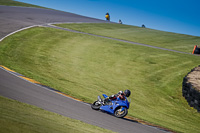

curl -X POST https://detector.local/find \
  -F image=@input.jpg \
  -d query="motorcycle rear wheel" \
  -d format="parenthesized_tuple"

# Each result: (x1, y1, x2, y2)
(114, 107, 128, 118)
(91, 101, 101, 110)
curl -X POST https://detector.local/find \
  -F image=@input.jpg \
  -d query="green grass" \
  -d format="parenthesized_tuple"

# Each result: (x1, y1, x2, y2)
(55, 23, 200, 53)
(0, 26, 200, 133)
(0, 0, 50, 9)
(0, 96, 114, 133)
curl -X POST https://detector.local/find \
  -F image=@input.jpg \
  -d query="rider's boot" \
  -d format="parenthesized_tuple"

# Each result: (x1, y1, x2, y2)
(103, 97, 110, 105)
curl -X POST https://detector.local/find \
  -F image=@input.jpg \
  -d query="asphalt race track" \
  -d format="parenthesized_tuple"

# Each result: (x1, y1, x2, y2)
(0, 5, 105, 39)
(0, 5, 167, 133)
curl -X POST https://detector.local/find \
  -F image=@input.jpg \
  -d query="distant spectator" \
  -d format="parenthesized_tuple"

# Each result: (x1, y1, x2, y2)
(142, 24, 146, 28)
(105, 12, 110, 21)
(119, 19, 122, 24)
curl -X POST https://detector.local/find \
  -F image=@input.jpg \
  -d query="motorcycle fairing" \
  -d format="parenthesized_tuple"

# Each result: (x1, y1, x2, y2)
(100, 97, 129, 114)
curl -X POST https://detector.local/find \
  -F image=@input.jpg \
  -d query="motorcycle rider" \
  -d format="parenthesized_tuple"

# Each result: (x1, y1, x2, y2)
(103, 89, 131, 105)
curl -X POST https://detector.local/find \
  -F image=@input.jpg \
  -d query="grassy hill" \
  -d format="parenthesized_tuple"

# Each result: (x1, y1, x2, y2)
(55, 23, 200, 53)
(1, 0, 200, 132)
(0, 96, 114, 133)
(0, 0, 113, 133)
(0, 25, 200, 132)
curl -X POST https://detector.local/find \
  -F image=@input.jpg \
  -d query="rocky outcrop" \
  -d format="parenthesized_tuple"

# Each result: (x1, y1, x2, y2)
(182, 66, 200, 112)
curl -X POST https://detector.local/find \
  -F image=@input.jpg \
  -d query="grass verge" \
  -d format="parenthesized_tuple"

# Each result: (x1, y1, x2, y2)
(55, 23, 200, 53)
(0, 96, 114, 133)
(0, 26, 200, 133)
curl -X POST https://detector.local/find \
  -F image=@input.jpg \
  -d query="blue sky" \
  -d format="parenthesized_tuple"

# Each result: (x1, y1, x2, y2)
(16, 0, 200, 36)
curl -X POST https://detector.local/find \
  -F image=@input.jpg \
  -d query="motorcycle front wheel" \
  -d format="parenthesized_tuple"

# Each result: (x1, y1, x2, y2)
(114, 107, 128, 118)
(91, 101, 101, 110)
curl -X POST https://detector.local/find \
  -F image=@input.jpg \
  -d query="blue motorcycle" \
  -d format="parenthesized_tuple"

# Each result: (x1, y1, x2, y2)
(91, 94, 130, 118)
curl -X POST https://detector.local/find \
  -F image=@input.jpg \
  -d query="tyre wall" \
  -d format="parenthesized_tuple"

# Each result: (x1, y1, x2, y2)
(182, 66, 200, 112)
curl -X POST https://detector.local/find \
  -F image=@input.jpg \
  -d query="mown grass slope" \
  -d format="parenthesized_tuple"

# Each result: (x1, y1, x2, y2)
(0, 96, 114, 133)
(56, 23, 200, 53)
(0, 1, 115, 132)
(0, 26, 200, 132)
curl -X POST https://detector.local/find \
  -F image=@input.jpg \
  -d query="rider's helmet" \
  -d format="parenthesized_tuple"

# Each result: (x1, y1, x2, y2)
(124, 89, 131, 97)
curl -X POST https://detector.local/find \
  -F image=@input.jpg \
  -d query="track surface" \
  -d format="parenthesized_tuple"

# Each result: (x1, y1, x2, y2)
(0, 5, 105, 39)
(0, 5, 167, 133)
